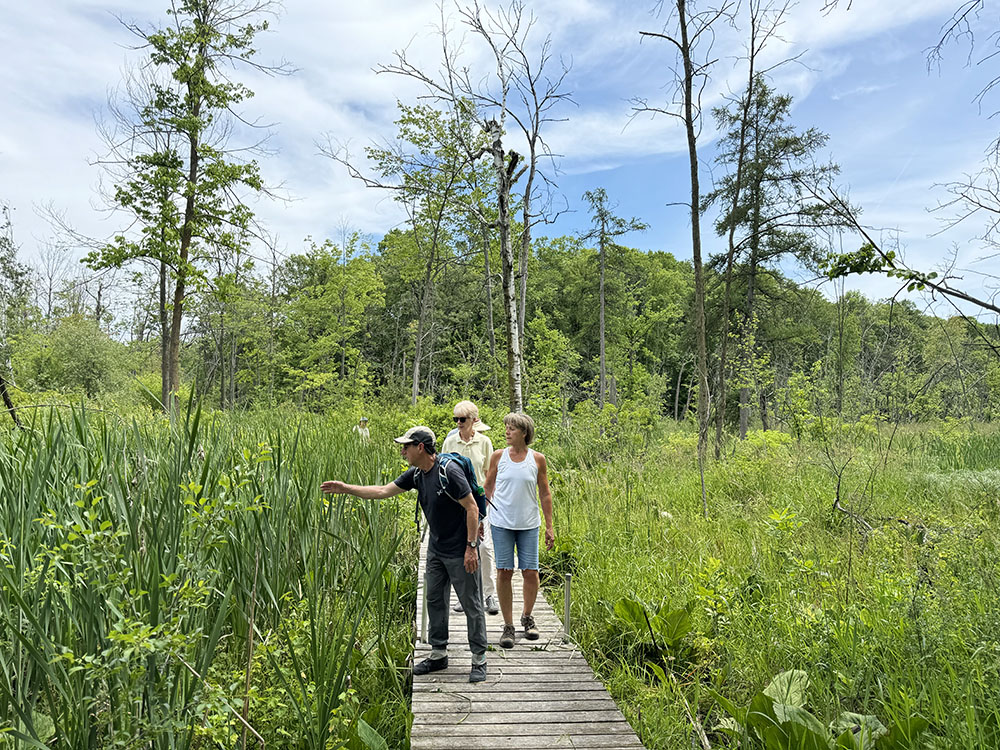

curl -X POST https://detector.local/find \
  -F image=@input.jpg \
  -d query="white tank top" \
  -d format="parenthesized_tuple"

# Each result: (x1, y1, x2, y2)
(491, 448, 540, 530)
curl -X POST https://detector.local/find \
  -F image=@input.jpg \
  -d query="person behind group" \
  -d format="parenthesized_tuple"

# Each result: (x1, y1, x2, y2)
(441, 400, 499, 616)
(351, 416, 370, 444)
(484, 412, 555, 649)
(321, 426, 488, 682)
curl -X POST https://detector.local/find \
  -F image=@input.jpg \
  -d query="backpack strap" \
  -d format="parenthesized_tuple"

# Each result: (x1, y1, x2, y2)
(437, 454, 457, 500)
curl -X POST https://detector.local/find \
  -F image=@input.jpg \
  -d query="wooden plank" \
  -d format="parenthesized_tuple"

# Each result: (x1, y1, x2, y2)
(413, 698, 621, 712)
(413, 680, 610, 693)
(416, 671, 604, 683)
(415, 709, 627, 725)
(454, 664, 597, 674)
(411, 735, 645, 749)
(418, 721, 637, 736)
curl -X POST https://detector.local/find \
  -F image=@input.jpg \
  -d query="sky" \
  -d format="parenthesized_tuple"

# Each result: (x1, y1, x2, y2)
(2, 0, 998, 313)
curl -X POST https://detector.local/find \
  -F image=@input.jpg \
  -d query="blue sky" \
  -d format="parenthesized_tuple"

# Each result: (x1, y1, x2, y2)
(1, 0, 997, 313)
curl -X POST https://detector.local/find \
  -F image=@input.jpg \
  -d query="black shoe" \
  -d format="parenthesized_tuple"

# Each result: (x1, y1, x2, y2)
(413, 656, 448, 675)
(469, 662, 487, 683)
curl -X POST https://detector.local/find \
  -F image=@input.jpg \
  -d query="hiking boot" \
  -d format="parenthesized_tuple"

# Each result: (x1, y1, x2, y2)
(469, 662, 487, 683)
(485, 595, 500, 615)
(499, 624, 516, 649)
(521, 614, 539, 640)
(412, 656, 448, 676)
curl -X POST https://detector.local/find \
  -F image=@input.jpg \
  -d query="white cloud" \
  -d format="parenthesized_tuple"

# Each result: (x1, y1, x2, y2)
(830, 82, 895, 101)
(0, 0, 994, 320)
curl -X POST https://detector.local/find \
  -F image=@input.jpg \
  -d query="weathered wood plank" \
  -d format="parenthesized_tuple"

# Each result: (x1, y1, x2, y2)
(418, 721, 638, 736)
(415, 709, 627, 725)
(410, 735, 645, 749)
(416, 671, 605, 683)
(412, 698, 621, 712)
(413, 680, 609, 693)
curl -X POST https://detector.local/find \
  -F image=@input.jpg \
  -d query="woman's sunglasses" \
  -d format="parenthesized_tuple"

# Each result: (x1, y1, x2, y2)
(453, 417, 468, 423)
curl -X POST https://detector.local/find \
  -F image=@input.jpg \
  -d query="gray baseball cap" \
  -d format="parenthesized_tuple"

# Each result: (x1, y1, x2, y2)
(393, 426, 436, 451)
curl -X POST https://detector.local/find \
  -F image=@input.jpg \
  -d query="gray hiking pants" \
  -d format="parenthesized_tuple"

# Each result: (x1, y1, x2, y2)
(426, 547, 487, 663)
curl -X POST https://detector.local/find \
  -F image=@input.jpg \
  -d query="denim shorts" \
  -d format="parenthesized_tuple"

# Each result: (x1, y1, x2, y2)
(491, 525, 540, 570)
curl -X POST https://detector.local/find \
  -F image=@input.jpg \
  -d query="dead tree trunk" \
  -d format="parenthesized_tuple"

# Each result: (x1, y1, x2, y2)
(482, 222, 498, 382)
(488, 119, 524, 412)
(0, 364, 23, 430)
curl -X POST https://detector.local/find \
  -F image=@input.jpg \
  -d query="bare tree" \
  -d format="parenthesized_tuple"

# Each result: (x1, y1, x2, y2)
(33, 239, 71, 327)
(635, 0, 735, 520)
(457, 3, 571, 346)
(367, 0, 571, 411)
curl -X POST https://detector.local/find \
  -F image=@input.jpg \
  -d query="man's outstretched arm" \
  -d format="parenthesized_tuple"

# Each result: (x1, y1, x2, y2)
(321, 480, 405, 499)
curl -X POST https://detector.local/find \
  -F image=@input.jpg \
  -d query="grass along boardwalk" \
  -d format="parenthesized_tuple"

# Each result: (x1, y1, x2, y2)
(411, 533, 646, 749)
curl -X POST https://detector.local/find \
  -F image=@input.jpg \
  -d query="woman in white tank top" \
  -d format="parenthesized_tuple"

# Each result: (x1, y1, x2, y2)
(484, 412, 555, 649)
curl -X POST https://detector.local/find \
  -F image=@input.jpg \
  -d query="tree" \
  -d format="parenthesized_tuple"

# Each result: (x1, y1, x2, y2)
(706, 77, 841, 437)
(346, 103, 483, 403)
(700, 0, 797, 455)
(581, 188, 648, 410)
(0, 204, 30, 428)
(87, 0, 283, 409)
(636, 0, 735, 520)
(17, 316, 130, 399)
(274, 238, 384, 408)
(371, 1, 570, 412)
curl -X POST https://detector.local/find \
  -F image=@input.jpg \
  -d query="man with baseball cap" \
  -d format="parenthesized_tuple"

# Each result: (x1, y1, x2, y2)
(321, 425, 488, 683)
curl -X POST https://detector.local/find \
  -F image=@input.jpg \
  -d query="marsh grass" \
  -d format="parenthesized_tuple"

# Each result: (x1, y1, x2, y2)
(0, 403, 416, 748)
(541, 420, 1000, 749)
(4, 399, 998, 749)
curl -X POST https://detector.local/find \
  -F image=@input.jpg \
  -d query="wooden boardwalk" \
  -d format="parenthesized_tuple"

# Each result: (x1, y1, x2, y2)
(411, 535, 646, 749)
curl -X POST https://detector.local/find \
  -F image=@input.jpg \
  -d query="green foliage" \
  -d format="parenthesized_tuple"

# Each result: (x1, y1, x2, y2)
(821, 244, 939, 293)
(0, 203, 31, 349)
(13, 315, 131, 397)
(274, 236, 385, 408)
(543, 419, 1000, 749)
(526, 311, 580, 425)
(0, 405, 414, 747)
(614, 597, 694, 654)
(711, 669, 929, 749)
(87, 0, 273, 404)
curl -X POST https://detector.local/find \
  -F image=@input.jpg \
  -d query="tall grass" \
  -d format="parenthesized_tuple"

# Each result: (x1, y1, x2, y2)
(0, 403, 415, 748)
(540, 418, 1000, 749)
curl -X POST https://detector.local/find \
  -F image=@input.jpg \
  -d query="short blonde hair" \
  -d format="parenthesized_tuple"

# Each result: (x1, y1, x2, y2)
(453, 400, 479, 420)
(503, 412, 535, 445)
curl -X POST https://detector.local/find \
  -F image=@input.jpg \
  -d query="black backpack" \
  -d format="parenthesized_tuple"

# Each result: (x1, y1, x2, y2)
(413, 453, 492, 528)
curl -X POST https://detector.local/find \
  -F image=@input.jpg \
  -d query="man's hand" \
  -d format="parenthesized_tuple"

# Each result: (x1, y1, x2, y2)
(464, 546, 479, 573)
(321, 480, 348, 495)
(478, 522, 485, 540)
(545, 525, 555, 551)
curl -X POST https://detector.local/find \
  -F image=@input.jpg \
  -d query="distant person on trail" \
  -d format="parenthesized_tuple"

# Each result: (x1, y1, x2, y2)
(442, 400, 499, 616)
(484, 412, 555, 649)
(320, 426, 488, 683)
(351, 416, 370, 444)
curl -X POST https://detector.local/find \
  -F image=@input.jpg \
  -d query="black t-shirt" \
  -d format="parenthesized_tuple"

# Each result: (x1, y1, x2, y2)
(395, 458, 472, 558)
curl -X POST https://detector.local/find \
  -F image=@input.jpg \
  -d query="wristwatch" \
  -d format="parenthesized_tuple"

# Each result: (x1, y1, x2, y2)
(467, 540, 479, 549)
